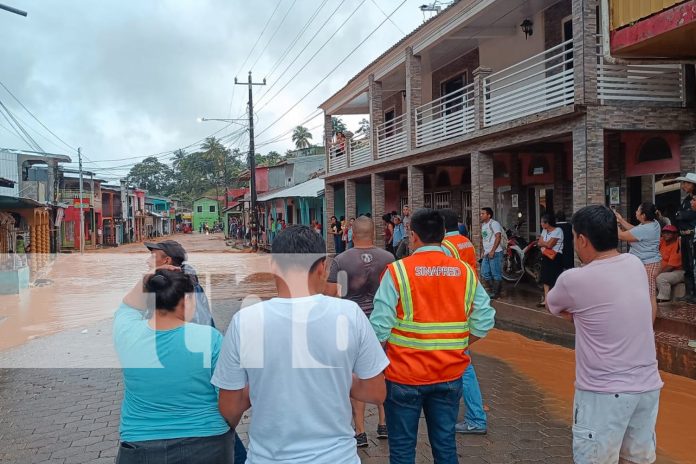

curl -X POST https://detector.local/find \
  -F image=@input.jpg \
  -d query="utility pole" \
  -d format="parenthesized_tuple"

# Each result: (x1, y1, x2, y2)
(235, 71, 266, 250)
(0, 3, 28, 16)
(78, 148, 84, 254)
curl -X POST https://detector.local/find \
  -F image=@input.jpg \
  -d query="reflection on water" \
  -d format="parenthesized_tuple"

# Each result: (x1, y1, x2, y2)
(0, 252, 276, 350)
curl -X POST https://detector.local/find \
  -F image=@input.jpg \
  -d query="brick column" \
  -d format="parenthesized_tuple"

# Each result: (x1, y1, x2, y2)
(680, 131, 696, 174)
(407, 165, 425, 211)
(325, 183, 335, 253)
(371, 173, 385, 245)
(572, 0, 599, 105)
(405, 47, 422, 151)
(473, 67, 492, 130)
(345, 179, 356, 219)
(324, 112, 333, 173)
(471, 151, 494, 248)
(369, 74, 383, 160)
(572, 116, 605, 212)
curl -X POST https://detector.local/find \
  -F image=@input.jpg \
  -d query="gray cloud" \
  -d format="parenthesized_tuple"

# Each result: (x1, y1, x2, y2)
(0, 0, 422, 179)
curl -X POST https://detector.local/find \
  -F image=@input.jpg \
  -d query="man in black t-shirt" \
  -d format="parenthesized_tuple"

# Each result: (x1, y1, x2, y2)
(673, 173, 696, 302)
(325, 217, 394, 447)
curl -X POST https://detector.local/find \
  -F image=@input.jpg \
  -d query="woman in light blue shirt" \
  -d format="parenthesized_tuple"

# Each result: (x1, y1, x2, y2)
(616, 202, 661, 320)
(115, 269, 245, 464)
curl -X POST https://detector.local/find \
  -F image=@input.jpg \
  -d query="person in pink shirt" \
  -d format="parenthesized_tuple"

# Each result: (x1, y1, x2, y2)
(546, 205, 663, 464)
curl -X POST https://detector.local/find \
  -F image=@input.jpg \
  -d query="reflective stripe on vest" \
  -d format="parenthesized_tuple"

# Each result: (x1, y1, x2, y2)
(441, 240, 460, 260)
(388, 259, 477, 350)
(392, 260, 414, 321)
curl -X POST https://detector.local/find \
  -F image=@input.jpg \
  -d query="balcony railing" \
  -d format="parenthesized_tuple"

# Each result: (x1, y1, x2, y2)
(58, 189, 95, 205)
(377, 113, 407, 159)
(350, 134, 371, 167)
(484, 38, 575, 127)
(415, 83, 475, 148)
(328, 144, 347, 172)
(596, 38, 684, 104)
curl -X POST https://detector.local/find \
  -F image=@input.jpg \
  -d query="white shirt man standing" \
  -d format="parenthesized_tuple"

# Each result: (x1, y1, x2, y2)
(547, 205, 662, 464)
(213, 225, 389, 464)
(479, 207, 504, 299)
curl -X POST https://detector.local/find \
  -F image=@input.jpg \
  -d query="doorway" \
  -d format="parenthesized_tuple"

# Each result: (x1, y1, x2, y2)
(528, 185, 554, 236)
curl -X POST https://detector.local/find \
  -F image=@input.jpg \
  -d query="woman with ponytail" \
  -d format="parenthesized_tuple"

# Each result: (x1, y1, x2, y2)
(114, 268, 244, 464)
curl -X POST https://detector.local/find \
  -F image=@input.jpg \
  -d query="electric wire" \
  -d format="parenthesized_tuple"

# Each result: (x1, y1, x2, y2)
(264, 0, 331, 80)
(250, 0, 299, 71)
(254, 0, 352, 108)
(256, 0, 408, 138)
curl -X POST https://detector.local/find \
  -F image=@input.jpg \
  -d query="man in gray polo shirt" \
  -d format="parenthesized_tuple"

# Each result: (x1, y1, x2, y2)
(326, 216, 394, 448)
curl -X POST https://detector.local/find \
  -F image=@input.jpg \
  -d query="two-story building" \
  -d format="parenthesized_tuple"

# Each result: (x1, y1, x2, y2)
(101, 185, 124, 246)
(320, 0, 695, 252)
(58, 170, 104, 250)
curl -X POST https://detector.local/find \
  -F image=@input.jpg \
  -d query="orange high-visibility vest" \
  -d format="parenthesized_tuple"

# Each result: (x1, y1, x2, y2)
(442, 234, 477, 273)
(385, 250, 477, 385)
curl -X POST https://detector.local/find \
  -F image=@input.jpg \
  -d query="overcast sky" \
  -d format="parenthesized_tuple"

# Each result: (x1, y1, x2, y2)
(0, 0, 427, 181)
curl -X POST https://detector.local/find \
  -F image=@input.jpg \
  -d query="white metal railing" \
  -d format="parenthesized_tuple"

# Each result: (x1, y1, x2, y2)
(484, 38, 575, 127)
(376, 113, 407, 159)
(350, 134, 371, 167)
(328, 143, 347, 173)
(415, 83, 475, 147)
(596, 37, 684, 104)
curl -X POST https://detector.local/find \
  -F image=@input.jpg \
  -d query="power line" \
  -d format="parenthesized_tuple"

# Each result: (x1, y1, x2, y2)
(255, 110, 322, 147)
(0, 98, 42, 151)
(234, 0, 283, 78)
(256, 0, 408, 138)
(369, 0, 406, 34)
(250, 0, 299, 71)
(265, 0, 331, 80)
(0, 79, 76, 153)
(255, 0, 352, 108)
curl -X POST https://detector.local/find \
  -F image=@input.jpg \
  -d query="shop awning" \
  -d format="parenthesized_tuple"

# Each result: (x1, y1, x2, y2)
(257, 178, 325, 202)
(0, 195, 47, 209)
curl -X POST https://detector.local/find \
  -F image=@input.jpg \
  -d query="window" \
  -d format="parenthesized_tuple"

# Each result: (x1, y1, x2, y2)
(434, 191, 451, 209)
(424, 193, 434, 209)
(384, 109, 395, 138)
(209, 205, 216, 212)
(197, 206, 202, 213)
(440, 73, 468, 114)
(562, 17, 573, 71)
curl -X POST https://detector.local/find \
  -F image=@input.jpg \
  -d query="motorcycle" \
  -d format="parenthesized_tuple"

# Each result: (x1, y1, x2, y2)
(501, 218, 542, 285)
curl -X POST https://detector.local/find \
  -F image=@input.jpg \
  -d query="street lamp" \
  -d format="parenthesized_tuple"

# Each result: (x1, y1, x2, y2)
(0, 3, 27, 16)
(197, 117, 247, 125)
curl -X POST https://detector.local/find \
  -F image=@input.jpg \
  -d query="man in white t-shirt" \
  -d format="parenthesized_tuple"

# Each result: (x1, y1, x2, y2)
(479, 207, 504, 299)
(547, 205, 662, 464)
(212, 225, 389, 464)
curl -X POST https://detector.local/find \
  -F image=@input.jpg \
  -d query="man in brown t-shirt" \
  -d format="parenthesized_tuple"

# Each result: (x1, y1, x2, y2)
(325, 216, 394, 447)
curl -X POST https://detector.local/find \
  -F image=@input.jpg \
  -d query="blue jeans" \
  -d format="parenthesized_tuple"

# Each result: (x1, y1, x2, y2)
(481, 251, 503, 281)
(116, 429, 245, 464)
(461, 356, 487, 429)
(384, 379, 462, 464)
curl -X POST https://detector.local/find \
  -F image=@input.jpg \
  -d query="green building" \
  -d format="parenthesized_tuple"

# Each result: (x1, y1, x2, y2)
(192, 197, 220, 231)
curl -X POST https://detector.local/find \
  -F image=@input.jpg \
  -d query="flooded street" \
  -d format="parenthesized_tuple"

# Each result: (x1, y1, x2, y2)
(0, 234, 276, 350)
(0, 233, 694, 462)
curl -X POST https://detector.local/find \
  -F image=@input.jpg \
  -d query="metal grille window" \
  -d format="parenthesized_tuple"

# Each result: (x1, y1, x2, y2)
(434, 191, 451, 209)
(424, 193, 433, 209)
(461, 191, 472, 232)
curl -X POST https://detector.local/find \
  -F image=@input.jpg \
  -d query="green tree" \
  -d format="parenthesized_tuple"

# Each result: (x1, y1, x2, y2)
(127, 156, 175, 195)
(292, 126, 313, 149)
(332, 117, 347, 136)
(356, 118, 371, 138)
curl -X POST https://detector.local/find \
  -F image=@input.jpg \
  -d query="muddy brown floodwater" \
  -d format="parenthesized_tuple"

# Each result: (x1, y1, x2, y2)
(0, 234, 277, 350)
(475, 330, 696, 464)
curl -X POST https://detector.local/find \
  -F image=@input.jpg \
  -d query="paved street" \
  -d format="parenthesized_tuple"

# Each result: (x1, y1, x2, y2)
(0, 234, 694, 463)
(0, 352, 575, 464)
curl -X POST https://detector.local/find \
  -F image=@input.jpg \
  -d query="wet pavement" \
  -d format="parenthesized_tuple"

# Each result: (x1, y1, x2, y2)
(1, 233, 695, 463)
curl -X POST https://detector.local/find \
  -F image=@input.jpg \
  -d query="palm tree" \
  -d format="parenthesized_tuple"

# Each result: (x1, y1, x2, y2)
(292, 126, 313, 149)
(332, 117, 347, 136)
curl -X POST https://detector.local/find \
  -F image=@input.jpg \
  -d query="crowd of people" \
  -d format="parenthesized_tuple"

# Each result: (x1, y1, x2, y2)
(108, 172, 696, 464)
